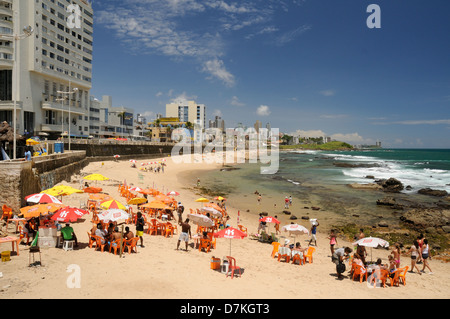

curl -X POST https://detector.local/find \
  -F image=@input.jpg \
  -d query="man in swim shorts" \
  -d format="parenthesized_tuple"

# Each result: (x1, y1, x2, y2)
(177, 218, 191, 251)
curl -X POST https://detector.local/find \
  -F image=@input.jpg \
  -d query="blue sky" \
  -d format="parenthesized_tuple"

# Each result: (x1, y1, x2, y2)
(90, 0, 450, 148)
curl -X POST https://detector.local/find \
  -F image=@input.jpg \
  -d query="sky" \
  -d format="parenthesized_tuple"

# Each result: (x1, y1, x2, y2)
(89, 0, 450, 148)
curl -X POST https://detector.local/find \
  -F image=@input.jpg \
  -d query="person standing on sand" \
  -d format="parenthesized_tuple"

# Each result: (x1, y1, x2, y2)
(177, 218, 192, 251)
(136, 212, 145, 248)
(406, 240, 422, 275)
(309, 220, 319, 246)
(421, 239, 433, 274)
(284, 196, 289, 209)
(328, 229, 338, 255)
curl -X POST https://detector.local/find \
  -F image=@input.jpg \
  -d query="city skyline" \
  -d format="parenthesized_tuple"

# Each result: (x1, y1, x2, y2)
(90, 0, 450, 148)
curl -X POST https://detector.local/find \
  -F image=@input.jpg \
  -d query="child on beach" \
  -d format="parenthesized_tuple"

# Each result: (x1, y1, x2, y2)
(406, 240, 422, 275)
(328, 229, 337, 255)
(309, 220, 319, 247)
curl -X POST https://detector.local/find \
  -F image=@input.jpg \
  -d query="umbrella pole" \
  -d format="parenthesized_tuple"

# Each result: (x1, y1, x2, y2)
(119, 224, 124, 258)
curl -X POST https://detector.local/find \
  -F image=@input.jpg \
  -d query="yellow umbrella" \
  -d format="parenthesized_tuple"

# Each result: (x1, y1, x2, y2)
(84, 174, 109, 181)
(26, 138, 40, 146)
(127, 197, 147, 205)
(41, 185, 83, 196)
(100, 199, 126, 210)
(195, 197, 209, 203)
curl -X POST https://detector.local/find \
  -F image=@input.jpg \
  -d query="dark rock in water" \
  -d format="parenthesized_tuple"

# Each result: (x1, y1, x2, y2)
(418, 188, 448, 197)
(303, 207, 310, 209)
(246, 209, 250, 212)
(283, 210, 291, 215)
(378, 222, 389, 227)
(219, 167, 241, 171)
(352, 214, 359, 217)
(365, 175, 375, 179)
(311, 207, 321, 211)
(301, 216, 309, 220)
(290, 215, 298, 220)
(405, 185, 412, 190)
(377, 178, 404, 193)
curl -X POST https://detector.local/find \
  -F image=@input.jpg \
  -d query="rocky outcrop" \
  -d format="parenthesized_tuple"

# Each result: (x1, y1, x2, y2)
(377, 178, 404, 193)
(418, 188, 448, 197)
(333, 162, 381, 168)
(399, 208, 450, 232)
(348, 183, 382, 190)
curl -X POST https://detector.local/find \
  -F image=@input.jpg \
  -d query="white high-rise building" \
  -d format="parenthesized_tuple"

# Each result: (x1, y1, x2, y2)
(0, 0, 93, 141)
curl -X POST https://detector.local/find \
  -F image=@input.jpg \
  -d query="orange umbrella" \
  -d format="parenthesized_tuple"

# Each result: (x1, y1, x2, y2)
(140, 200, 167, 210)
(89, 194, 112, 201)
(138, 188, 155, 196)
(20, 203, 65, 219)
(84, 187, 103, 193)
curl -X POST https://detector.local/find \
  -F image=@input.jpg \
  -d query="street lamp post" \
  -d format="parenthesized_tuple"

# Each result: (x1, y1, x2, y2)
(0, 13, 34, 159)
(57, 83, 78, 151)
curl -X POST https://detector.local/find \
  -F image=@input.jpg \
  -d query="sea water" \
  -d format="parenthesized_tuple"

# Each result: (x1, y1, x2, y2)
(196, 149, 450, 228)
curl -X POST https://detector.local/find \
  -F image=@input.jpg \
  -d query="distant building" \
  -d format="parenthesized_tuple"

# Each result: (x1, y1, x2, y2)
(166, 100, 206, 128)
(254, 120, 262, 133)
(146, 117, 186, 143)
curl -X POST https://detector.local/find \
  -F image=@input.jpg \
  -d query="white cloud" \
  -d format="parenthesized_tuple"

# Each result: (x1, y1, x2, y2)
(230, 96, 245, 107)
(170, 92, 198, 105)
(202, 59, 235, 87)
(319, 90, 336, 96)
(274, 25, 311, 46)
(256, 105, 271, 116)
(155, 92, 163, 97)
(320, 114, 348, 119)
(330, 132, 374, 144)
(394, 119, 450, 125)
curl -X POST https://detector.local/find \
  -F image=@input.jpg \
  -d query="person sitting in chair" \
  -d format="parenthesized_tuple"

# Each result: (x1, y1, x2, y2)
(60, 223, 78, 247)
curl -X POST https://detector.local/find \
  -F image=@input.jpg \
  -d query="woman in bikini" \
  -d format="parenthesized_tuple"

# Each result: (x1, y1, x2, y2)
(391, 244, 401, 268)
(406, 240, 422, 275)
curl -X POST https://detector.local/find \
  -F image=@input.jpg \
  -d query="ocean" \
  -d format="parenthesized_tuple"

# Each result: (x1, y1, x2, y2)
(195, 148, 450, 228)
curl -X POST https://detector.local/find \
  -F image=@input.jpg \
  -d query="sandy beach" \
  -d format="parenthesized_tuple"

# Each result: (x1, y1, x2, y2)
(1, 153, 449, 299)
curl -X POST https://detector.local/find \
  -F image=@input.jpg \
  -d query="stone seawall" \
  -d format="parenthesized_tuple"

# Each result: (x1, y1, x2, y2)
(0, 151, 87, 212)
(66, 143, 175, 157)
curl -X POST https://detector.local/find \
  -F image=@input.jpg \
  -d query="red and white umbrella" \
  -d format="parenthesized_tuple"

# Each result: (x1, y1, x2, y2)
(51, 206, 89, 222)
(129, 160, 137, 163)
(352, 237, 390, 263)
(260, 216, 280, 224)
(129, 186, 143, 192)
(213, 227, 247, 255)
(97, 209, 130, 222)
(166, 191, 180, 196)
(200, 206, 222, 218)
(114, 155, 120, 158)
(25, 193, 63, 204)
(282, 223, 309, 244)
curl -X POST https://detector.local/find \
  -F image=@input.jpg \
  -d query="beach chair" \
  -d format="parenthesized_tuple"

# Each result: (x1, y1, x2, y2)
(199, 239, 211, 253)
(124, 237, 139, 254)
(303, 246, 316, 264)
(352, 264, 368, 283)
(370, 268, 389, 288)
(271, 242, 281, 258)
(164, 223, 175, 237)
(390, 266, 408, 287)
(1, 204, 13, 221)
(238, 225, 248, 235)
(109, 239, 124, 255)
(29, 231, 41, 266)
(277, 247, 291, 263)
(87, 232, 96, 248)
(18, 226, 31, 245)
(291, 251, 304, 265)
(93, 235, 108, 252)
(226, 256, 242, 279)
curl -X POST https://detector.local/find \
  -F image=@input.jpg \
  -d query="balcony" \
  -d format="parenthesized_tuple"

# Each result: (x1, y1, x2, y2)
(40, 123, 63, 133)
(0, 100, 22, 111)
(41, 100, 86, 116)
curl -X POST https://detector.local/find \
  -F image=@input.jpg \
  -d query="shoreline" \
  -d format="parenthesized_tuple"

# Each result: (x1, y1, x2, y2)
(1, 154, 449, 299)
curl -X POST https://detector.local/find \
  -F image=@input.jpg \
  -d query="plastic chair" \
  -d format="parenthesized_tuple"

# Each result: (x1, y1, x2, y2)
(164, 223, 175, 237)
(226, 256, 242, 279)
(109, 239, 123, 255)
(303, 246, 316, 264)
(1, 204, 13, 221)
(352, 264, 368, 283)
(124, 237, 139, 254)
(291, 251, 304, 265)
(145, 220, 159, 236)
(271, 242, 281, 258)
(390, 266, 409, 287)
(93, 235, 108, 252)
(206, 232, 216, 249)
(370, 268, 389, 288)
(199, 238, 211, 253)
(87, 232, 97, 248)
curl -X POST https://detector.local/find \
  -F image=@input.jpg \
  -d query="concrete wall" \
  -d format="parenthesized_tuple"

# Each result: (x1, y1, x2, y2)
(0, 151, 87, 213)
(66, 142, 175, 157)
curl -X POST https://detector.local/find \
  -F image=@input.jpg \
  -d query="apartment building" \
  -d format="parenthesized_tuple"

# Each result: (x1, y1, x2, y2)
(0, 0, 93, 139)
(166, 100, 206, 128)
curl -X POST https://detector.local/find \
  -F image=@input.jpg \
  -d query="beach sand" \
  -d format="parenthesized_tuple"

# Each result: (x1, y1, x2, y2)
(1, 154, 449, 299)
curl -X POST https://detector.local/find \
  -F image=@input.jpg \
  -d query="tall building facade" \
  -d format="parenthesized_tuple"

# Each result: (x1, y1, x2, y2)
(166, 100, 206, 128)
(0, 0, 93, 139)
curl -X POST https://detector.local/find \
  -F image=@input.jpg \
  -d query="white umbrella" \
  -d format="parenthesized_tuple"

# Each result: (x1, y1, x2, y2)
(352, 237, 390, 263)
(200, 206, 222, 218)
(281, 224, 309, 245)
(97, 209, 130, 222)
(187, 213, 214, 227)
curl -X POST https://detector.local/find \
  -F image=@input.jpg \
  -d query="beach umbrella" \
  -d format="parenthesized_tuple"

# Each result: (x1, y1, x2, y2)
(114, 155, 120, 159)
(97, 209, 130, 222)
(20, 203, 65, 219)
(281, 224, 309, 244)
(166, 191, 180, 196)
(187, 213, 215, 228)
(100, 199, 126, 210)
(213, 227, 247, 256)
(129, 186, 143, 192)
(51, 206, 89, 223)
(127, 197, 147, 205)
(129, 160, 137, 163)
(84, 174, 109, 181)
(260, 216, 280, 235)
(141, 200, 168, 210)
(25, 193, 62, 204)
(352, 237, 390, 263)
(200, 206, 222, 218)
(26, 138, 40, 146)
(139, 188, 155, 196)
(84, 187, 103, 194)
(204, 203, 225, 213)
(41, 185, 83, 197)
(214, 196, 226, 201)
(89, 193, 112, 202)
(195, 197, 209, 203)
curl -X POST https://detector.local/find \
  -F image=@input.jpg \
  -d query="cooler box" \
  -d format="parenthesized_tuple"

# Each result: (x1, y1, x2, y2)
(221, 259, 229, 274)
(54, 142, 64, 153)
(210, 257, 221, 270)
(38, 236, 57, 248)
(39, 226, 57, 237)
